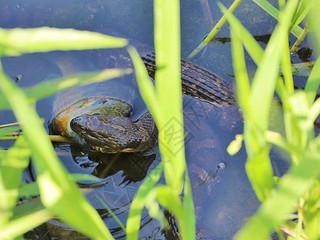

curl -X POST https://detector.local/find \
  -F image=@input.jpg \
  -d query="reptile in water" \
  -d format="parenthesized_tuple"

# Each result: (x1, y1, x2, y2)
(51, 52, 235, 153)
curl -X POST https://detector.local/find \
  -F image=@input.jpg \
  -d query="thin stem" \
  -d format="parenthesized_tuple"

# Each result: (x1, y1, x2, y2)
(291, 26, 309, 53)
(0, 134, 72, 143)
(187, 0, 242, 59)
(0, 122, 20, 128)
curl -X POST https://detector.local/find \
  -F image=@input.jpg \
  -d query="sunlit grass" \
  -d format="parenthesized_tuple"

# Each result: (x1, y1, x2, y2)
(0, 27, 129, 240)
(0, 1, 195, 238)
(187, 0, 241, 59)
(186, 0, 320, 238)
(127, 0, 195, 238)
(1, 0, 320, 239)
(220, 0, 320, 239)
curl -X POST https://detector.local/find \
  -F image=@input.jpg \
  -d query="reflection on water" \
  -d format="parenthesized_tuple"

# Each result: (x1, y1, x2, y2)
(26, 96, 260, 240)
(88, 152, 156, 183)
(0, 0, 284, 239)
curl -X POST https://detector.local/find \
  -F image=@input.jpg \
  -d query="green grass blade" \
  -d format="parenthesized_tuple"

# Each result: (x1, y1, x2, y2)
(290, 0, 316, 53)
(127, 47, 160, 122)
(277, 81, 294, 159)
(247, 0, 299, 200)
(281, 38, 294, 95)
(129, 0, 195, 237)
(291, 26, 309, 53)
(12, 198, 43, 220)
(18, 182, 39, 198)
(308, 2, 320, 55)
(0, 27, 127, 56)
(291, 0, 313, 29)
(0, 137, 30, 225)
(187, 0, 242, 59)
(292, 62, 313, 77)
(0, 65, 113, 239)
(227, 0, 300, 200)
(0, 68, 132, 110)
(18, 173, 104, 198)
(236, 150, 320, 240)
(154, 0, 185, 193)
(0, 126, 20, 137)
(252, 0, 302, 37)
(308, 97, 320, 124)
(218, 3, 263, 64)
(154, 183, 195, 240)
(181, 173, 195, 240)
(95, 194, 126, 233)
(303, 182, 320, 239)
(155, 185, 184, 227)
(250, 0, 298, 129)
(126, 164, 163, 240)
(0, 207, 53, 240)
(305, 57, 320, 105)
(230, 25, 251, 116)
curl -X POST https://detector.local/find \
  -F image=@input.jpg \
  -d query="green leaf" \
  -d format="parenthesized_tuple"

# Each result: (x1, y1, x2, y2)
(18, 182, 39, 198)
(0, 27, 127, 56)
(0, 137, 31, 225)
(95, 194, 126, 233)
(250, 0, 298, 130)
(218, 3, 263, 64)
(227, 134, 244, 155)
(181, 173, 195, 240)
(305, 57, 320, 105)
(0, 126, 20, 138)
(280, 34, 294, 95)
(291, 0, 314, 29)
(248, 0, 299, 200)
(18, 173, 103, 198)
(12, 198, 44, 220)
(126, 164, 163, 240)
(127, 47, 160, 122)
(155, 185, 185, 233)
(0, 65, 113, 239)
(236, 149, 320, 240)
(229, 23, 251, 116)
(154, 0, 186, 193)
(252, 0, 303, 37)
(187, 0, 242, 59)
(303, 181, 320, 239)
(0, 207, 53, 240)
(308, 1, 320, 55)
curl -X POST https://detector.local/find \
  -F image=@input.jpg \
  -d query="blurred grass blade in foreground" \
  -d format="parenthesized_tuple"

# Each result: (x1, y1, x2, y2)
(0, 62, 114, 239)
(252, 0, 303, 37)
(225, 0, 320, 239)
(0, 137, 30, 226)
(126, 164, 163, 240)
(127, 0, 195, 239)
(0, 27, 127, 56)
(0, 27, 132, 239)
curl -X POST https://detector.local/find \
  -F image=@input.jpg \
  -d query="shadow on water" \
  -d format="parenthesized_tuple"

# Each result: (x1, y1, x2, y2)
(0, 0, 290, 239)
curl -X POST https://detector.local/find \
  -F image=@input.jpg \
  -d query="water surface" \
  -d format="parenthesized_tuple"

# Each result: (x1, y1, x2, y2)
(0, 1, 284, 239)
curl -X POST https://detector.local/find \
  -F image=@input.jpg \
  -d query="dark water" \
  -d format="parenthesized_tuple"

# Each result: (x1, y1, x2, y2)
(0, 1, 287, 239)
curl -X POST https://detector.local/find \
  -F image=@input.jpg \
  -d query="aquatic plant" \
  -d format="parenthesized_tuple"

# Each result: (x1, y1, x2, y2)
(0, 28, 129, 239)
(190, 0, 320, 239)
(1, 0, 320, 239)
(0, 0, 195, 239)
